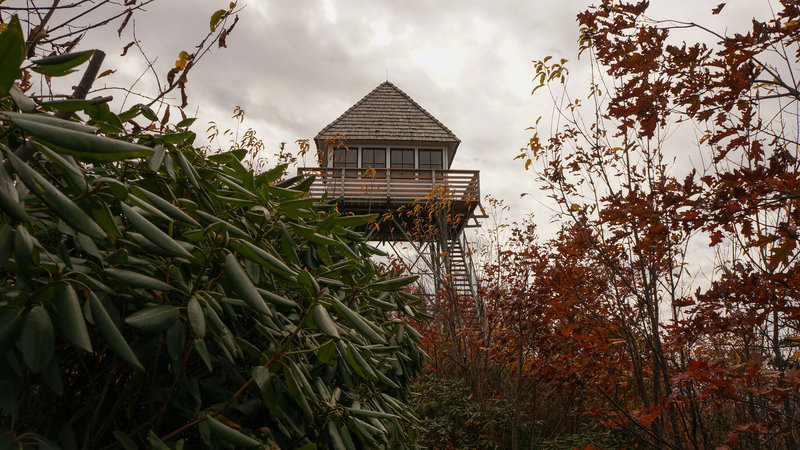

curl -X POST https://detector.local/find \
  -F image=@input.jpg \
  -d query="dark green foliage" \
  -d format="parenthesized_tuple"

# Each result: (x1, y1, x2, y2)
(411, 374, 636, 449)
(0, 38, 427, 449)
(411, 374, 539, 449)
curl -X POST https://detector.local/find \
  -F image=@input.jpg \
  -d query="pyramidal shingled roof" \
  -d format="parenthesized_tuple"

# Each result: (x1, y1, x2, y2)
(315, 81, 460, 144)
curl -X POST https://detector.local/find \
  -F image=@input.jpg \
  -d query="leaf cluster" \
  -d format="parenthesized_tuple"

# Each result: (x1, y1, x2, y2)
(0, 19, 427, 450)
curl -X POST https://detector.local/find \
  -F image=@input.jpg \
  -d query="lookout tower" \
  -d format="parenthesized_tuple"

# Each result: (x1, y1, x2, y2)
(299, 82, 484, 316)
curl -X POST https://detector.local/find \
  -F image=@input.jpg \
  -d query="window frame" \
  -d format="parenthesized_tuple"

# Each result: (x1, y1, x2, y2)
(418, 149, 443, 170)
(390, 148, 415, 169)
(361, 147, 387, 169)
(331, 147, 358, 168)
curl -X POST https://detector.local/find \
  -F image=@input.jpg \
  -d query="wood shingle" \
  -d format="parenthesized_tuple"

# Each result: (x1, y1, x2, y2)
(315, 81, 460, 147)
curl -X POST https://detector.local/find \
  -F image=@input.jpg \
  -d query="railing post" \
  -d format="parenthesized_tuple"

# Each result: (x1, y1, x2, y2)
(340, 168, 345, 197)
(387, 169, 391, 199)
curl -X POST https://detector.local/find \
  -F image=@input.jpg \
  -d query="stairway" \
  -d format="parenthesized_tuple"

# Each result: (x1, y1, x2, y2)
(446, 239, 474, 297)
(443, 237, 486, 325)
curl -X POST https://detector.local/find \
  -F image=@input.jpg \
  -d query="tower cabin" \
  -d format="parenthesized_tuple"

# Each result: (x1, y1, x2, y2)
(298, 81, 481, 242)
(299, 82, 484, 304)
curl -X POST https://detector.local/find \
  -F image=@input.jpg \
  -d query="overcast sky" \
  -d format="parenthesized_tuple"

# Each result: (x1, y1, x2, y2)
(8, 0, 769, 239)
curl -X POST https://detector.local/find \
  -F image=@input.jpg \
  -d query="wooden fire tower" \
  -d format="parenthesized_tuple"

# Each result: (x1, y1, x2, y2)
(299, 82, 484, 318)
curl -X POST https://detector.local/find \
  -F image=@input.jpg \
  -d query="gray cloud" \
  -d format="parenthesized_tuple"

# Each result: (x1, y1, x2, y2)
(5, 0, 769, 238)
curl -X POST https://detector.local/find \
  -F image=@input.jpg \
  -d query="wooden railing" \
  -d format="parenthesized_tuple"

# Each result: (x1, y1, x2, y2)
(297, 167, 480, 203)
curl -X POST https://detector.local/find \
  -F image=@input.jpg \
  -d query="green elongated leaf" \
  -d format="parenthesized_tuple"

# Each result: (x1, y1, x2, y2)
(128, 197, 172, 222)
(175, 150, 200, 189)
(193, 337, 213, 372)
(280, 198, 315, 212)
(0, 309, 23, 355)
(230, 239, 295, 277)
(120, 203, 193, 258)
(224, 253, 270, 315)
(297, 269, 320, 296)
(131, 185, 199, 226)
(187, 297, 206, 338)
(124, 305, 179, 332)
(113, 430, 139, 450)
(148, 145, 166, 172)
(0, 163, 31, 222)
(318, 339, 336, 364)
(105, 267, 174, 291)
(256, 288, 299, 310)
(252, 365, 270, 393)
(53, 284, 92, 353)
(336, 213, 379, 228)
(8, 85, 36, 112)
(145, 431, 170, 450)
(345, 407, 399, 420)
(331, 296, 386, 345)
(312, 304, 339, 338)
(368, 275, 419, 291)
(338, 421, 357, 450)
(0, 15, 24, 96)
(350, 417, 382, 442)
(259, 163, 289, 184)
(39, 146, 88, 193)
(279, 221, 301, 265)
(0, 111, 98, 133)
(14, 225, 33, 269)
(217, 172, 257, 198)
(125, 232, 179, 257)
(205, 415, 261, 448)
(284, 364, 313, 416)
(207, 148, 247, 163)
(20, 305, 55, 373)
(176, 117, 197, 128)
(8, 116, 153, 162)
(137, 104, 158, 121)
(194, 210, 250, 239)
(160, 131, 195, 144)
(91, 203, 121, 240)
(89, 293, 145, 372)
(91, 177, 128, 200)
(40, 99, 92, 112)
(328, 421, 347, 450)
(6, 150, 106, 239)
(32, 49, 93, 68)
(373, 368, 401, 389)
(347, 342, 377, 380)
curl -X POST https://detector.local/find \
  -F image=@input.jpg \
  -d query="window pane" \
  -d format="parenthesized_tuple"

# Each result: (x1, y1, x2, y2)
(419, 149, 442, 169)
(362, 148, 386, 168)
(332, 148, 358, 167)
(391, 148, 414, 168)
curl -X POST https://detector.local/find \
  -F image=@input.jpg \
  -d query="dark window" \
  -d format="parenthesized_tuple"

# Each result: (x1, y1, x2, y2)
(418, 149, 443, 170)
(332, 147, 358, 167)
(390, 148, 415, 168)
(361, 148, 386, 168)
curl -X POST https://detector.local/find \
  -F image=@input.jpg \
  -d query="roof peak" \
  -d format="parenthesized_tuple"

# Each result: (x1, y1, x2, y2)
(314, 81, 460, 145)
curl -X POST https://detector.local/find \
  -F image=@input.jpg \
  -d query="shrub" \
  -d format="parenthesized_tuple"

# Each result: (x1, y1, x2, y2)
(0, 20, 427, 449)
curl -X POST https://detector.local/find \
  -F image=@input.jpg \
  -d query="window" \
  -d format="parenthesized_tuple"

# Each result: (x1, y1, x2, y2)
(418, 149, 443, 170)
(332, 147, 358, 167)
(390, 148, 415, 168)
(361, 148, 386, 168)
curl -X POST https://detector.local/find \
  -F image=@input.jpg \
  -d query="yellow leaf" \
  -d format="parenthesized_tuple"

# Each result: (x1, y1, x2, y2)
(175, 51, 189, 69)
(210, 9, 226, 32)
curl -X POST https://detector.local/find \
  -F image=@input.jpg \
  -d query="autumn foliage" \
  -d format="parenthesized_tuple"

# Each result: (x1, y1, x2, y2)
(415, 1, 800, 448)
